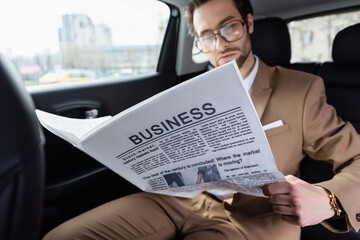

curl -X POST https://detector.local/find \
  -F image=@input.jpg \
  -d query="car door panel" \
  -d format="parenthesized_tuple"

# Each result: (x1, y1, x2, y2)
(30, 72, 177, 236)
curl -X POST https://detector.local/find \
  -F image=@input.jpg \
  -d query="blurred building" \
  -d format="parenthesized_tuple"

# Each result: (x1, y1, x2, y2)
(57, 13, 160, 75)
(94, 24, 112, 47)
(59, 13, 112, 51)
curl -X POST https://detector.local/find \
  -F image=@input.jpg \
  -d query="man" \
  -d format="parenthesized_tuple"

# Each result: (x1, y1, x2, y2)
(187, 0, 360, 236)
(43, 0, 360, 239)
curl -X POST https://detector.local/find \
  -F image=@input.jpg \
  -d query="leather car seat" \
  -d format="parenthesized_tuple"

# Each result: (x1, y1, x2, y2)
(252, 16, 320, 74)
(0, 53, 45, 240)
(251, 16, 291, 67)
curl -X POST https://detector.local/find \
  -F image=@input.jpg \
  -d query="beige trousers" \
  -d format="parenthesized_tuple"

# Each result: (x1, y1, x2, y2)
(43, 192, 247, 240)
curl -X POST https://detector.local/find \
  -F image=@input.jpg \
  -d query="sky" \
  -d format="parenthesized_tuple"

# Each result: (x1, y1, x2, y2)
(0, 0, 169, 57)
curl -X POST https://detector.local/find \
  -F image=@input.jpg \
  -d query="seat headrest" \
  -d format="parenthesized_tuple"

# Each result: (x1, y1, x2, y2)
(252, 17, 291, 66)
(332, 23, 360, 64)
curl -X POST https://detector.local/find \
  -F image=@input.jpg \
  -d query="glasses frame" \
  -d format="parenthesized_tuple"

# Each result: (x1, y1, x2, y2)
(195, 19, 246, 53)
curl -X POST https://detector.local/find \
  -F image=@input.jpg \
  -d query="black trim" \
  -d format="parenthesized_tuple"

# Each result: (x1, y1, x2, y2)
(45, 167, 108, 198)
(157, 4, 180, 73)
(286, 5, 360, 23)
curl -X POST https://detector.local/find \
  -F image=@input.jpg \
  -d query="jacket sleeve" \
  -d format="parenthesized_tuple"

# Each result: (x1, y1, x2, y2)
(302, 76, 360, 232)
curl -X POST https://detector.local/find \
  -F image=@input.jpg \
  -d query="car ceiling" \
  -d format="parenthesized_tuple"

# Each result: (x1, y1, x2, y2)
(163, 0, 360, 19)
(252, 0, 360, 19)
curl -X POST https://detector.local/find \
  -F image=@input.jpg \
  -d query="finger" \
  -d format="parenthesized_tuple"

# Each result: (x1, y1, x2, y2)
(285, 175, 304, 183)
(272, 204, 295, 215)
(269, 194, 292, 205)
(263, 181, 292, 196)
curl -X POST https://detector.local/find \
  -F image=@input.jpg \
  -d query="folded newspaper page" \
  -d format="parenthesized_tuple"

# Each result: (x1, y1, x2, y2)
(36, 60, 285, 198)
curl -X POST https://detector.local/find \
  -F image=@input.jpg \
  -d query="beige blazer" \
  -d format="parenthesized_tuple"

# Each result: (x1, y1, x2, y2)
(224, 59, 360, 240)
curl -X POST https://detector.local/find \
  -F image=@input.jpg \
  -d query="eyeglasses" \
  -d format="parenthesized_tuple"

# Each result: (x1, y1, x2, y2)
(195, 20, 245, 53)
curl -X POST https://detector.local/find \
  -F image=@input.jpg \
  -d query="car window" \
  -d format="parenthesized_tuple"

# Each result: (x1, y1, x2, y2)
(288, 10, 360, 63)
(0, 0, 169, 86)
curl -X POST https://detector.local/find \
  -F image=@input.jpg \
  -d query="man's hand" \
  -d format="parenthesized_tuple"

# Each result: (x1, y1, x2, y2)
(262, 175, 335, 227)
(196, 173, 204, 184)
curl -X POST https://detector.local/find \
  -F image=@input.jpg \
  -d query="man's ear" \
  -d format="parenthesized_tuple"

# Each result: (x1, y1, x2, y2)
(246, 14, 254, 34)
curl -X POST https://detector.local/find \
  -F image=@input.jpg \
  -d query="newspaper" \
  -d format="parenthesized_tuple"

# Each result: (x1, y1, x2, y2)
(36, 60, 285, 199)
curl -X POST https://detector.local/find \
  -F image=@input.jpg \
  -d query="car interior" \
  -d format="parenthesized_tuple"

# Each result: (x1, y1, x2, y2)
(1, 0, 360, 239)
(0, 54, 45, 240)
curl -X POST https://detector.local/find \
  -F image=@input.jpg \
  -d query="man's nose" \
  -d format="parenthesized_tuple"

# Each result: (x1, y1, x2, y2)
(215, 34, 229, 51)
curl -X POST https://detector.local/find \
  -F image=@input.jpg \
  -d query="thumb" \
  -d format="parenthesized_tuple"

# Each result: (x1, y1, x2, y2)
(285, 175, 298, 182)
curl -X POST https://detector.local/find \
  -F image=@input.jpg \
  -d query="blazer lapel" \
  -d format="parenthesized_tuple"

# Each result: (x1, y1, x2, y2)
(250, 60, 273, 120)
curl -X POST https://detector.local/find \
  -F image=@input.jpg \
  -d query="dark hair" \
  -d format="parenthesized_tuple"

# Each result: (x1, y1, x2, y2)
(185, 0, 254, 36)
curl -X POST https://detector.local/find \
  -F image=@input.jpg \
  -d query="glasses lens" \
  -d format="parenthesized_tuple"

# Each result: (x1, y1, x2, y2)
(195, 20, 244, 53)
(220, 21, 243, 42)
(198, 33, 215, 53)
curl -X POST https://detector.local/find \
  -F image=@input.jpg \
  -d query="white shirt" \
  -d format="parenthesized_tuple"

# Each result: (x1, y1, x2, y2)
(243, 55, 259, 93)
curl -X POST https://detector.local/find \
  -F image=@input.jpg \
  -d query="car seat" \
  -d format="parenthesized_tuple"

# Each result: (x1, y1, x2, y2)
(0, 53, 45, 240)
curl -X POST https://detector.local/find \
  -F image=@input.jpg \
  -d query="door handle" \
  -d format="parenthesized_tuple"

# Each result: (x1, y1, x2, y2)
(54, 101, 102, 119)
(85, 109, 99, 119)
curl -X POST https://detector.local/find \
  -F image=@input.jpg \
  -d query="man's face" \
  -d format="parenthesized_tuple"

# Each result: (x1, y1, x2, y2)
(193, 0, 254, 68)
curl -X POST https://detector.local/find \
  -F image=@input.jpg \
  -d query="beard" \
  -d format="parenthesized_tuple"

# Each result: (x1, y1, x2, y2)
(235, 42, 251, 69)
(214, 32, 252, 68)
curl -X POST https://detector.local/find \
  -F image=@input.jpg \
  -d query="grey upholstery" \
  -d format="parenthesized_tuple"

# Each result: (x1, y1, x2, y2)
(0, 54, 45, 240)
